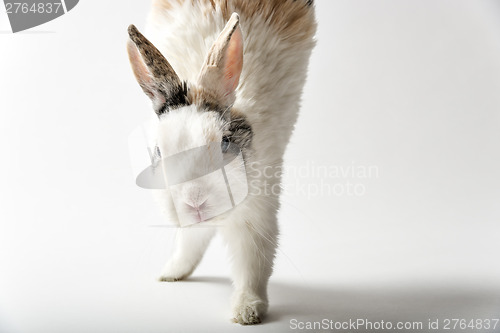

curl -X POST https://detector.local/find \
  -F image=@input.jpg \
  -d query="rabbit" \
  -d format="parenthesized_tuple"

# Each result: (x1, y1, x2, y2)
(127, 0, 316, 325)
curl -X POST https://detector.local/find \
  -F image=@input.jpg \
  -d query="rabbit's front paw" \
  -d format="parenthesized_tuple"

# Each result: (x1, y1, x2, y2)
(232, 292, 267, 325)
(158, 259, 194, 282)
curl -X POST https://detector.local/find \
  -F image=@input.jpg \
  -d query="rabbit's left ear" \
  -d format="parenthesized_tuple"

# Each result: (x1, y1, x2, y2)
(127, 25, 187, 115)
(198, 13, 243, 107)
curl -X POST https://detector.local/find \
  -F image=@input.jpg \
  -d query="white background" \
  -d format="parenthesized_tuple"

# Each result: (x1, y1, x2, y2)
(1, 1, 499, 332)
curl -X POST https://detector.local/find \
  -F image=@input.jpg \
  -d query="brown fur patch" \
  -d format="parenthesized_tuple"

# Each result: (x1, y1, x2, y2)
(151, 0, 184, 11)
(228, 107, 253, 149)
(152, 0, 316, 43)
(220, 0, 316, 43)
(187, 86, 226, 114)
(187, 87, 253, 148)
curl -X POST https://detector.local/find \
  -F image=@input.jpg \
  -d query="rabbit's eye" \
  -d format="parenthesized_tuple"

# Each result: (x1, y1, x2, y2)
(221, 136, 231, 153)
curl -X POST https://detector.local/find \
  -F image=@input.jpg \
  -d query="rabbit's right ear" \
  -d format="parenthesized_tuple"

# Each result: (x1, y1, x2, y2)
(127, 25, 187, 115)
(197, 13, 243, 108)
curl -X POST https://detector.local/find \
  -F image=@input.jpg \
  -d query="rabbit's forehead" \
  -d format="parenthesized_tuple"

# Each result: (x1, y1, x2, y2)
(156, 105, 224, 155)
(187, 86, 228, 116)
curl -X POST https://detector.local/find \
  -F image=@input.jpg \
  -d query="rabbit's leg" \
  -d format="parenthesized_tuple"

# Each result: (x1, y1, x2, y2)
(159, 227, 216, 281)
(223, 217, 278, 325)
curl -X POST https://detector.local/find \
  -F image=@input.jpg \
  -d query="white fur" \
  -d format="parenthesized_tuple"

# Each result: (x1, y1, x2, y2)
(141, 0, 315, 325)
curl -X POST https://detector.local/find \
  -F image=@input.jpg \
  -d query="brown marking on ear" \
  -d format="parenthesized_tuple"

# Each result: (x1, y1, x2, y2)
(127, 24, 188, 115)
(128, 25, 182, 90)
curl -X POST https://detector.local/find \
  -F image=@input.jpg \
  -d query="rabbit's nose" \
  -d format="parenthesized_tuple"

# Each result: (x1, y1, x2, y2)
(185, 197, 208, 210)
(184, 186, 208, 210)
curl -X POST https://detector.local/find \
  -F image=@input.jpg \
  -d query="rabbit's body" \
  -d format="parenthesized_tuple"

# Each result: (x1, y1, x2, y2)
(128, 0, 316, 325)
(146, 0, 316, 159)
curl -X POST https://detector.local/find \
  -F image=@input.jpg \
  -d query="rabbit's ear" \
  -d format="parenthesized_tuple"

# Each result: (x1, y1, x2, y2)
(198, 13, 243, 107)
(127, 25, 187, 115)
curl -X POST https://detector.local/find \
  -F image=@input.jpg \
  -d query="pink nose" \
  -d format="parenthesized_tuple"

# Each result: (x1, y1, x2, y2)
(183, 186, 208, 211)
(185, 197, 208, 223)
(185, 198, 208, 211)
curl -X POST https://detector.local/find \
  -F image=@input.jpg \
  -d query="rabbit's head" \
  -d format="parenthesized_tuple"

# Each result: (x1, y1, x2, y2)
(127, 13, 252, 226)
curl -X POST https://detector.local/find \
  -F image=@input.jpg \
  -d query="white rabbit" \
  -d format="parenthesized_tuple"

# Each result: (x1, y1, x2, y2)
(127, 0, 316, 325)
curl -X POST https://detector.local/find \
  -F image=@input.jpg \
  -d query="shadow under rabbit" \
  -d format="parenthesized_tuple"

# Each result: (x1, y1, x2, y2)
(182, 276, 500, 332)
